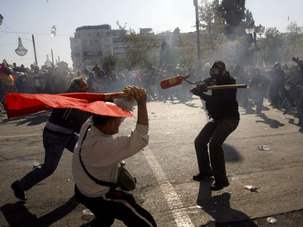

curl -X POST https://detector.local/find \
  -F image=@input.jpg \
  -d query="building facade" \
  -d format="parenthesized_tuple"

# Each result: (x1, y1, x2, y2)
(70, 24, 183, 71)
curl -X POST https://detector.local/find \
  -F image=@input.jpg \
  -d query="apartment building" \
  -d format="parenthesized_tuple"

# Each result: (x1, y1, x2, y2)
(70, 24, 182, 70)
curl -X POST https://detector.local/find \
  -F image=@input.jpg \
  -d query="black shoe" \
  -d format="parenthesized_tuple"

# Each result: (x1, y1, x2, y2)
(193, 172, 213, 182)
(11, 181, 26, 200)
(210, 181, 229, 191)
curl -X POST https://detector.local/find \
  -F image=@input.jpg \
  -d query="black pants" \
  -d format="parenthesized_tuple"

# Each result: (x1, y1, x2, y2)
(194, 118, 239, 183)
(75, 186, 157, 227)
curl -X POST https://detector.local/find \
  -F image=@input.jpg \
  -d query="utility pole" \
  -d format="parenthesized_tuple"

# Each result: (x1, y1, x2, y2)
(194, 0, 202, 75)
(32, 34, 38, 66)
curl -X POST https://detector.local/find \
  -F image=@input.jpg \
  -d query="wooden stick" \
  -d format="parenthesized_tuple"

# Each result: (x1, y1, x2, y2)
(206, 84, 247, 90)
(103, 92, 129, 100)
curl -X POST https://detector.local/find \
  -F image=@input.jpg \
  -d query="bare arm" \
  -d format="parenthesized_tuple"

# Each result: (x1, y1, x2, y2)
(123, 86, 148, 126)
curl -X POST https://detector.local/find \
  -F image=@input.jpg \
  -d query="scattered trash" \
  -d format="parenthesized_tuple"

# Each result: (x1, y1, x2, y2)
(231, 176, 240, 182)
(258, 145, 270, 151)
(267, 217, 277, 224)
(83, 209, 94, 216)
(32, 161, 41, 169)
(244, 185, 259, 192)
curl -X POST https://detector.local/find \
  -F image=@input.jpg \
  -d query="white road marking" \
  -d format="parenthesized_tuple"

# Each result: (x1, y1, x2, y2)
(144, 148, 194, 227)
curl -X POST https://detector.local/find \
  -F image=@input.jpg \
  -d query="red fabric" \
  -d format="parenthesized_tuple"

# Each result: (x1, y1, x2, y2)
(4, 93, 134, 119)
(137, 71, 142, 83)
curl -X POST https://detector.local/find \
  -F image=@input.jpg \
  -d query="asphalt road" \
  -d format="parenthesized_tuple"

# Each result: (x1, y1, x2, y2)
(0, 97, 302, 227)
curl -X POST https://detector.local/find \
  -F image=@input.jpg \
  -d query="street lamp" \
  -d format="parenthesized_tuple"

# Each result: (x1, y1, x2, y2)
(245, 24, 265, 65)
(45, 55, 52, 67)
(15, 37, 28, 56)
(51, 25, 56, 37)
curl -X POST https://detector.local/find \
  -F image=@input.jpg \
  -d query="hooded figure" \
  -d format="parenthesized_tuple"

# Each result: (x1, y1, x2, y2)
(191, 61, 240, 191)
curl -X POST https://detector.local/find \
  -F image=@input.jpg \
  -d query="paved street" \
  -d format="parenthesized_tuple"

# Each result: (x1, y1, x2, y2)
(0, 97, 303, 226)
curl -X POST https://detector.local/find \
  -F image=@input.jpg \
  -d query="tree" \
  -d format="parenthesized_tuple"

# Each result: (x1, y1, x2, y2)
(159, 40, 175, 66)
(117, 23, 160, 70)
(257, 27, 283, 65)
(283, 21, 303, 62)
(102, 54, 117, 73)
(218, 0, 256, 38)
(199, 0, 226, 52)
(287, 21, 303, 34)
(175, 38, 197, 69)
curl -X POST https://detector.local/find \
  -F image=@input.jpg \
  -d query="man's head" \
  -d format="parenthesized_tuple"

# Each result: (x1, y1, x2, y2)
(92, 113, 122, 135)
(67, 77, 88, 92)
(253, 68, 261, 75)
(210, 61, 226, 77)
(3, 67, 13, 75)
(273, 62, 281, 71)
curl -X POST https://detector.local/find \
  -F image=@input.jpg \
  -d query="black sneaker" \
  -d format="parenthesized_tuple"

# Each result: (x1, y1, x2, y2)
(210, 181, 229, 191)
(193, 172, 214, 182)
(11, 181, 26, 200)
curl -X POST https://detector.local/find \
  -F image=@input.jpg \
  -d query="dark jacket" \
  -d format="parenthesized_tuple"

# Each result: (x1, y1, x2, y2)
(196, 72, 240, 120)
(48, 108, 91, 134)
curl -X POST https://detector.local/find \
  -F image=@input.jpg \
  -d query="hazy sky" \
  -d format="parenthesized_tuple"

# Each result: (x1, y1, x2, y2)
(1, 0, 303, 68)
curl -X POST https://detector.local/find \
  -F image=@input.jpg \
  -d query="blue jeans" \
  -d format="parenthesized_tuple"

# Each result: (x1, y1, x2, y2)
(18, 128, 78, 191)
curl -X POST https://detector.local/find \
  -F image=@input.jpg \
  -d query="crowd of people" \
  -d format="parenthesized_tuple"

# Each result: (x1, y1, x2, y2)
(1, 57, 303, 130)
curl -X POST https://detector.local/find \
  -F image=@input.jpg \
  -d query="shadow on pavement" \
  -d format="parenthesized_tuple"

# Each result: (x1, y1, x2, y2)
(222, 144, 242, 163)
(1, 111, 50, 126)
(256, 113, 284, 128)
(0, 195, 79, 226)
(184, 102, 201, 108)
(197, 181, 257, 226)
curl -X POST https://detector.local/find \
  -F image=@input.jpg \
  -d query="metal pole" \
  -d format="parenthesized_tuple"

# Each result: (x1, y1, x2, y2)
(51, 49, 54, 67)
(194, 0, 202, 75)
(253, 31, 256, 65)
(32, 34, 38, 66)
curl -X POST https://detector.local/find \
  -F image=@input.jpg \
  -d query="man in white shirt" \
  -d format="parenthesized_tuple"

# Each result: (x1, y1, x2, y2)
(72, 86, 156, 226)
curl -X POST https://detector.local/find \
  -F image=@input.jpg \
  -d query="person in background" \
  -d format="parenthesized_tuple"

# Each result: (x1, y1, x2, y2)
(11, 77, 90, 201)
(249, 68, 269, 114)
(1, 67, 17, 95)
(191, 61, 240, 191)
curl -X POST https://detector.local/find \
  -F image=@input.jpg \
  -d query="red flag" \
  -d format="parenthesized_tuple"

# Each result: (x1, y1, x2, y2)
(4, 93, 134, 119)
(137, 71, 142, 83)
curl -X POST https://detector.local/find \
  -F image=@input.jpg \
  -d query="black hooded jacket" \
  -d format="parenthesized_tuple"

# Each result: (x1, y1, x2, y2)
(195, 72, 240, 120)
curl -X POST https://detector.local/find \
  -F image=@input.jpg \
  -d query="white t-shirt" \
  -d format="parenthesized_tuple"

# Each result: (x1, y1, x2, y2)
(72, 117, 149, 198)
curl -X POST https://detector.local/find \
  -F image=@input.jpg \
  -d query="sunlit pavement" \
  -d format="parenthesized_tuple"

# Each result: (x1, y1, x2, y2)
(0, 97, 303, 226)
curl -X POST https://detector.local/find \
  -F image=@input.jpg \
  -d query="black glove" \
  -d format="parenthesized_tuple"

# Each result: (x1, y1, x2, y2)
(191, 81, 207, 96)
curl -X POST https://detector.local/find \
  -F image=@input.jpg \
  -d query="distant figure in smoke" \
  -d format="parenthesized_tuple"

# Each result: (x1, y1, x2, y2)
(268, 62, 286, 108)
(250, 68, 269, 114)
(291, 57, 303, 131)
(191, 61, 239, 191)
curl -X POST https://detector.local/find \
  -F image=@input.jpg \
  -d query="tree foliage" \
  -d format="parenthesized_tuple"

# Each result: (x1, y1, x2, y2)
(199, 0, 226, 51)
(102, 54, 117, 73)
(219, 0, 246, 35)
(282, 22, 303, 63)
(175, 38, 197, 69)
(257, 27, 283, 64)
(117, 23, 160, 70)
